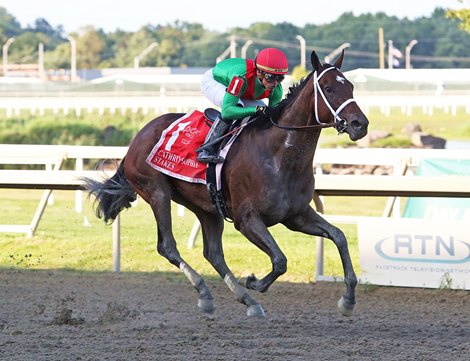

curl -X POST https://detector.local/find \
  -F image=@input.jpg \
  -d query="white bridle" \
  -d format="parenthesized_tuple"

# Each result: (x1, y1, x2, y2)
(313, 67, 356, 127)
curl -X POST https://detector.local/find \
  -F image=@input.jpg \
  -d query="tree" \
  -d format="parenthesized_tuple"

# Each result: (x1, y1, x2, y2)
(446, 8, 470, 33)
(7, 32, 41, 64)
(180, 32, 227, 67)
(0, 6, 22, 44)
(45, 41, 70, 69)
(28, 18, 63, 41)
(75, 26, 107, 68)
(2, 5, 470, 70)
(111, 27, 158, 68)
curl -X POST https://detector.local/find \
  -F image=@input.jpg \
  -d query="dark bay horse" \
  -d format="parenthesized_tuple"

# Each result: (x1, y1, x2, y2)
(85, 51, 369, 317)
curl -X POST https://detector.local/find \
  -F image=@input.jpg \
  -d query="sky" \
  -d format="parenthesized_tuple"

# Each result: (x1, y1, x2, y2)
(0, 0, 468, 33)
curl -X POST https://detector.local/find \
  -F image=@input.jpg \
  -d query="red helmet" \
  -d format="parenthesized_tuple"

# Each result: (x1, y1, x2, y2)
(255, 48, 288, 75)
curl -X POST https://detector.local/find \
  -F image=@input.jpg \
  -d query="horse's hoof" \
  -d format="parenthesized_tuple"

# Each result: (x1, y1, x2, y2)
(337, 296, 354, 317)
(247, 304, 265, 318)
(198, 298, 215, 314)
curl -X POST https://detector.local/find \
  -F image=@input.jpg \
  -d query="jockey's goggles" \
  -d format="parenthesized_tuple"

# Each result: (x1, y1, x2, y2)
(260, 71, 285, 83)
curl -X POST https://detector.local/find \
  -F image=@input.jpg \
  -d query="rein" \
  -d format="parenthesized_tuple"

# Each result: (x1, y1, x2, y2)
(269, 67, 354, 133)
(269, 117, 343, 131)
(202, 67, 356, 149)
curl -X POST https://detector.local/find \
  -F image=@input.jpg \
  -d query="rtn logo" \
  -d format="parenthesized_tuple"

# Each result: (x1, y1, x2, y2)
(374, 234, 470, 264)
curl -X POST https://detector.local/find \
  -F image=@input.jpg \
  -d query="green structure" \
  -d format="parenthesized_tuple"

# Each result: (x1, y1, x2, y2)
(403, 159, 470, 220)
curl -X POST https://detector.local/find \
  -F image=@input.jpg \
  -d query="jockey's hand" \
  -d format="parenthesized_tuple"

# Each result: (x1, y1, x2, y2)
(255, 106, 273, 117)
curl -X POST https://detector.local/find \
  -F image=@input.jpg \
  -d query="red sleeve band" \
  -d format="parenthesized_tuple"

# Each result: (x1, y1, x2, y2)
(227, 76, 244, 97)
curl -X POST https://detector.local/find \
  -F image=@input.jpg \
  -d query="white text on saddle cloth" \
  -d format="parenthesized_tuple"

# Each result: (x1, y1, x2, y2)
(146, 110, 209, 184)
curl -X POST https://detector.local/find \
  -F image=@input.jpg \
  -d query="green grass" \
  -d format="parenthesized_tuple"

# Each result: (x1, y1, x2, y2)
(0, 189, 389, 282)
(369, 106, 470, 139)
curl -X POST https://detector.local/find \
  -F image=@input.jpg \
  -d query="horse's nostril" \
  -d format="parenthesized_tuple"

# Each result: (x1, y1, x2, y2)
(349, 119, 368, 130)
(350, 120, 362, 129)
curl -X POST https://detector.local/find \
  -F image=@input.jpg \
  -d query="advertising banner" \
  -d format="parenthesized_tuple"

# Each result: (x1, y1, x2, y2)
(358, 218, 470, 289)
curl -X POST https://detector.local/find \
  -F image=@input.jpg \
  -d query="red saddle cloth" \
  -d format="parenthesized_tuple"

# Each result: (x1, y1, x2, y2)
(146, 110, 209, 184)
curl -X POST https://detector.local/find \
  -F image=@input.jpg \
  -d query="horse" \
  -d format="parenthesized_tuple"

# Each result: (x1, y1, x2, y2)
(85, 50, 369, 317)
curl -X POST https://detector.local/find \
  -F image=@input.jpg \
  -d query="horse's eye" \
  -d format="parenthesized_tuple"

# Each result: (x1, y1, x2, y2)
(325, 86, 332, 93)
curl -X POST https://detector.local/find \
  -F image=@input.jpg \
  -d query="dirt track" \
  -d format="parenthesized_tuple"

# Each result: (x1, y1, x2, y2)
(0, 270, 468, 361)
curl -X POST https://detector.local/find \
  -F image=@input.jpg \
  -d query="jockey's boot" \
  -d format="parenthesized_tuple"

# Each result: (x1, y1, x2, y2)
(196, 117, 231, 164)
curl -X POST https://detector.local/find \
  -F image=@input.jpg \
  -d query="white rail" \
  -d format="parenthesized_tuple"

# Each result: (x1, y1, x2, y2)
(2, 145, 470, 274)
(0, 94, 469, 117)
(0, 96, 213, 117)
(0, 145, 126, 241)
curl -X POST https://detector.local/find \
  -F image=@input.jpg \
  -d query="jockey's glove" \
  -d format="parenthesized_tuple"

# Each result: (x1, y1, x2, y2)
(255, 106, 273, 117)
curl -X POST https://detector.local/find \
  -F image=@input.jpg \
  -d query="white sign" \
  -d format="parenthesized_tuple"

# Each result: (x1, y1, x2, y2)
(358, 218, 470, 289)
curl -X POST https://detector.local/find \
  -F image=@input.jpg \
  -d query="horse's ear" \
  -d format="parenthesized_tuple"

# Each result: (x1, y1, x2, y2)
(311, 51, 321, 72)
(333, 49, 345, 69)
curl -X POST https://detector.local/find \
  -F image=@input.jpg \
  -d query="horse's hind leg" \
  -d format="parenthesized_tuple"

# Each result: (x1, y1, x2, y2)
(197, 211, 265, 317)
(148, 183, 214, 314)
(283, 207, 357, 317)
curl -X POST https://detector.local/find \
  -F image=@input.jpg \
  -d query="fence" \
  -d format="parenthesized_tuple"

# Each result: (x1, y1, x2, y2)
(0, 145, 126, 237)
(1, 94, 469, 118)
(0, 95, 214, 118)
(1, 145, 470, 275)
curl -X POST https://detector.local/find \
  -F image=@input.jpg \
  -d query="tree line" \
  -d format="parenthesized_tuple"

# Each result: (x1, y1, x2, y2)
(1, 6, 470, 72)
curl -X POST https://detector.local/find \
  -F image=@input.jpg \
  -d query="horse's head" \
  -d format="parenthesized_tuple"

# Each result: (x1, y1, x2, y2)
(310, 51, 369, 141)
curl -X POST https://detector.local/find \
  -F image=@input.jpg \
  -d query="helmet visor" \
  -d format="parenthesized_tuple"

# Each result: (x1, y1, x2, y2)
(260, 71, 285, 83)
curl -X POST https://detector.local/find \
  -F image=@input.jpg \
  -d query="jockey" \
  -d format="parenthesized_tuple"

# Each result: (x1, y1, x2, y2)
(197, 47, 289, 164)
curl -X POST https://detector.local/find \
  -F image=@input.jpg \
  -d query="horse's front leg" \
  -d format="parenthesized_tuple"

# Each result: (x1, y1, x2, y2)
(235, 209, 287, 293)
(284, 206, 357, 317)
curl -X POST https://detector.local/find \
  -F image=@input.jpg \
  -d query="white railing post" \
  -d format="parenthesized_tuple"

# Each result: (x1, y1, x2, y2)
(187, 221, 201, 249)
(75, 158, 83, 213)
(113, 214, 121, 272)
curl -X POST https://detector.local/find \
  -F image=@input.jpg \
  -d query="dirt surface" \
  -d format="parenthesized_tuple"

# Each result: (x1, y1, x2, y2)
(0, 270, 468, 361)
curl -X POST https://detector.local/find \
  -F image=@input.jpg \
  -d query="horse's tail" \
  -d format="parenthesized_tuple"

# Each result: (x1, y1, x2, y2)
(83, 158, 137, 224)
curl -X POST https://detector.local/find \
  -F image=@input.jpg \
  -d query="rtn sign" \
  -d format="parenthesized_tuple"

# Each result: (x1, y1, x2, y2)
(375, 234, 470, 264)
(358, 219, 470, 289)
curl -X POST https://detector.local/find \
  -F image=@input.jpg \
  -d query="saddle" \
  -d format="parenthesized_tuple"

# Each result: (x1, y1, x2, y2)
(203, 108, 220, 123)
(145, 108, 241, 221)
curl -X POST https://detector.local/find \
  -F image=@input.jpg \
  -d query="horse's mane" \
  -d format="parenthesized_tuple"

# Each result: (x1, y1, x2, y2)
(276, 71, 313, 112)
(251, 71, 313, 129)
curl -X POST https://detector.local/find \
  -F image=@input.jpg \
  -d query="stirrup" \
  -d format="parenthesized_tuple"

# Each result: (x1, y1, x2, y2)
(196, 151, 224, 164)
